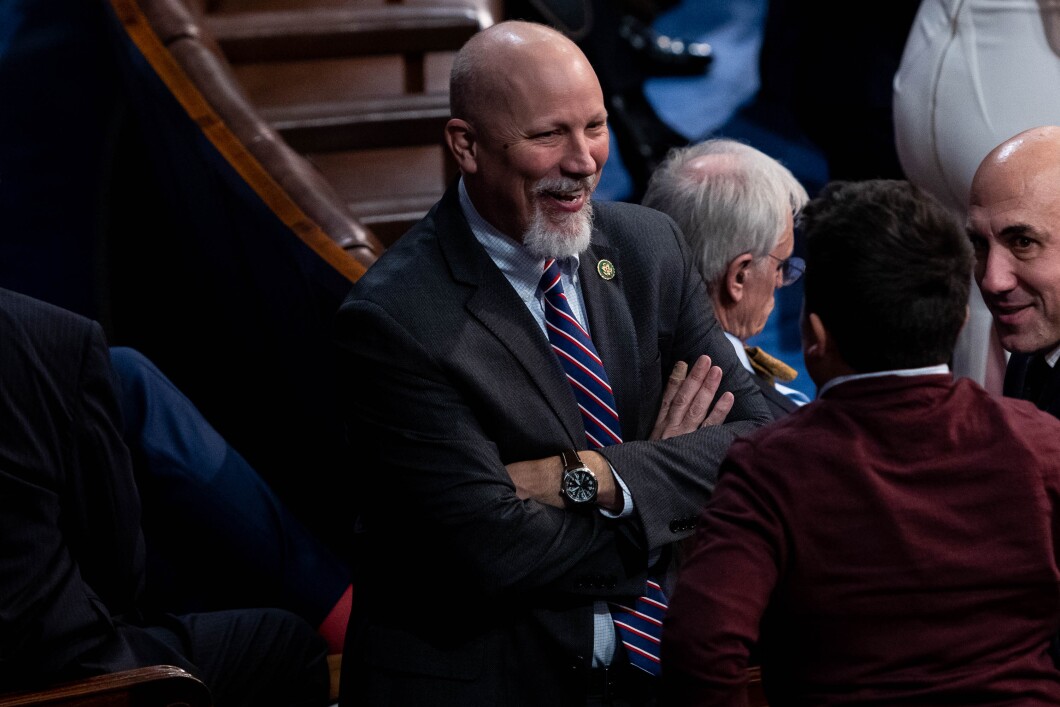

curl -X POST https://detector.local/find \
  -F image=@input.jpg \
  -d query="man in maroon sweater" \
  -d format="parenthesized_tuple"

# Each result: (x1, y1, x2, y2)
(661, 179, 1060, 706)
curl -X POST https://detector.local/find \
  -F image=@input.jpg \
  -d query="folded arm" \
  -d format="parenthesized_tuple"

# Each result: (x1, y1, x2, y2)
(507, 354, 736, 511)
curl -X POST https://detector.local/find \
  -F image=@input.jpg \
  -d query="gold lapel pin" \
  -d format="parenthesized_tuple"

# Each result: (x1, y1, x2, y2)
(597, 259, 616, 280)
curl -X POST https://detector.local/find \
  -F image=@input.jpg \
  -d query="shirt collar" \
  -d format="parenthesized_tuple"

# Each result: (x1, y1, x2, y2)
(458, 177, 581, 294)
(724, 331, 753, 372)
(817, 364, 950, 398)
(1044, 342, 1060, 368)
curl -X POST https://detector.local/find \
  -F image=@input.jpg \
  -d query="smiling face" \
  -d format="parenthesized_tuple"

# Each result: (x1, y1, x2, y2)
(968, 128, 1060, 354)
(448, 24, 609, 256)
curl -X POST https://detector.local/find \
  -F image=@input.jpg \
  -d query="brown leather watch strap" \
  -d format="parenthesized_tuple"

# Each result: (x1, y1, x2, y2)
(560, 449, 585, 472)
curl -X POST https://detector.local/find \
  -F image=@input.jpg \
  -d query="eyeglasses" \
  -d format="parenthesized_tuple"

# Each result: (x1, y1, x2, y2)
(767, 254, 805, 287)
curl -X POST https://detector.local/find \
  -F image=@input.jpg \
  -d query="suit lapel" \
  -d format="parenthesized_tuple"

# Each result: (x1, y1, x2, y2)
(434, 187, 585, 447)
(753, 373, 799, 417)
(579, 232, 641, 440)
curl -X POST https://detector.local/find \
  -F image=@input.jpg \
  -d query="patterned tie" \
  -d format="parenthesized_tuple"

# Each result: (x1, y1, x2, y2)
(539, 258, 665, 676)
(539, 258, 623, 447)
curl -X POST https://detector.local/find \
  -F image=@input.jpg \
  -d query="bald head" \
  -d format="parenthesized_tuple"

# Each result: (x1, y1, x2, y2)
(968, 126, 1060, 354)
(444, 21, 609, 249)
(972, 126, 1060, 205)
(450, 21, 594, 126)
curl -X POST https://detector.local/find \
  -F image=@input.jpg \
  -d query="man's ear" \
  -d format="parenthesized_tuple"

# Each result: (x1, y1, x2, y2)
(445, 118, 478, 174)
(723, 253, 755, 303)
(803, 312, 829, 362)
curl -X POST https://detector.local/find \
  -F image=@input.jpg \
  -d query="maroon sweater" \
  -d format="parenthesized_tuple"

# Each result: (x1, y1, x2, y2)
(662, 374, 1060, 706)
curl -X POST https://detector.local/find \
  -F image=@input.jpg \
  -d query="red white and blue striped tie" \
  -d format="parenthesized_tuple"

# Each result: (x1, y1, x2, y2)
(609, 580, 667, 676)
(539, 258, 623, 447)
(538, 258, 666, 676)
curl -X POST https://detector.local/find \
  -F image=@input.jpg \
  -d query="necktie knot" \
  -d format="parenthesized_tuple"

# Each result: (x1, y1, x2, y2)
(540, 258, 563, 295)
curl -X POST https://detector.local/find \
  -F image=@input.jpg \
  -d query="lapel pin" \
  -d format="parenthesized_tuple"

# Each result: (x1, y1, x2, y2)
(597, 259, 616, 281)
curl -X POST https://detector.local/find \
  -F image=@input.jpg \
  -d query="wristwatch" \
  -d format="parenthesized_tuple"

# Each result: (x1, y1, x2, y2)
(560, 449, 598, 506)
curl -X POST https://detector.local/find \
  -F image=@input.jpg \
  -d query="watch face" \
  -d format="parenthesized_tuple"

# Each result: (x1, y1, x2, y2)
(563, 468, 597, 504)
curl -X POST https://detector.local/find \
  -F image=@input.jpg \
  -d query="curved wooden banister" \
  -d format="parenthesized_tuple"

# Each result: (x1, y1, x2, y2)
(109, 0, 376, 283)
(0, 666, 211, 707)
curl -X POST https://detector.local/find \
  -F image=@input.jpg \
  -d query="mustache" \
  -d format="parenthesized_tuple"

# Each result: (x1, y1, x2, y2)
(533, 175, 597, 195)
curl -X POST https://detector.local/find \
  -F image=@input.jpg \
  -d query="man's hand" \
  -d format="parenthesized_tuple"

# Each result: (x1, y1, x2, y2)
(506, 451, 620, 512)
(505, 356, 732, 513)
(649, 355, 734, 440)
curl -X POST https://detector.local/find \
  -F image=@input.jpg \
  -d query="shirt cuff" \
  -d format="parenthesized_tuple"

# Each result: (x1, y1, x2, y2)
(599, 462, 634, 519)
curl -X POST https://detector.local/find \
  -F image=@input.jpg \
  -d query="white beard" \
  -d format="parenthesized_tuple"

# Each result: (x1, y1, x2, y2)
(522, 177, 596, 260)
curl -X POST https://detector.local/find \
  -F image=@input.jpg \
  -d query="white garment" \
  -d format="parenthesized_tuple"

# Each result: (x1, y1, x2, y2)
(892, 0, 1051, 389)
(894, 0, 1060, 216)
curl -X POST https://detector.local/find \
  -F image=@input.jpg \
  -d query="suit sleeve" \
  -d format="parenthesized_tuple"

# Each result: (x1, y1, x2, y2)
(660, 440, 783, 707)
(337, 299, 650, 599)
(0, 319, 144, 686)
(598, 212, 774, 551)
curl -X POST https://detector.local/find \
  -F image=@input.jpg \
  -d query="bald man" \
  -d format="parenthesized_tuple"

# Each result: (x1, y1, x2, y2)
(334, 20, 771, 707)
(968, 126, 1060, 415)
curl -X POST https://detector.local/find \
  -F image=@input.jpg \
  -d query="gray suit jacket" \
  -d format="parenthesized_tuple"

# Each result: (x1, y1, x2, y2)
(335, 184, 771, 706)
(752, 373, 801, 419)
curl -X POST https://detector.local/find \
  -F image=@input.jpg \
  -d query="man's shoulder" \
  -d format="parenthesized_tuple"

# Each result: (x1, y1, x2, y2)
(346, 207, 448, 294)
(990, 382, 1060, 434)
(0, 288, 96, 351)
(733, 377, 1060, 462)
(0, 288, 105, 409)
(733, 400, 826, 450)
(594, 200, 679, 239)
(591, 200, 689, 278)
(338, 198, 480, 337)
(0, 286, 84, 321)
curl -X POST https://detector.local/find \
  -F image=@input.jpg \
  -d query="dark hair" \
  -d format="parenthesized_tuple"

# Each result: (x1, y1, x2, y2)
(801, 180, 973, 372)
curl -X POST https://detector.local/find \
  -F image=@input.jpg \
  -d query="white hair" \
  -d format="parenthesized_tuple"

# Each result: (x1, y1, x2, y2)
(642, 138, 809, 293)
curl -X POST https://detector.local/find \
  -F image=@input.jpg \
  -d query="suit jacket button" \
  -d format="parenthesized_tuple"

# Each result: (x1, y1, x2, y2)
(670, 519, 681, 533)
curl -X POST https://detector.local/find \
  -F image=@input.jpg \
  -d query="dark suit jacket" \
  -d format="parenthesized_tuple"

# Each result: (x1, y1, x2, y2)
(335, 185, 772, 706)
(1004, 352, 1060, 417)
(750, 373, 800, 418)
(663, 374, 1060, 706)
(0, 288, 189, 691)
